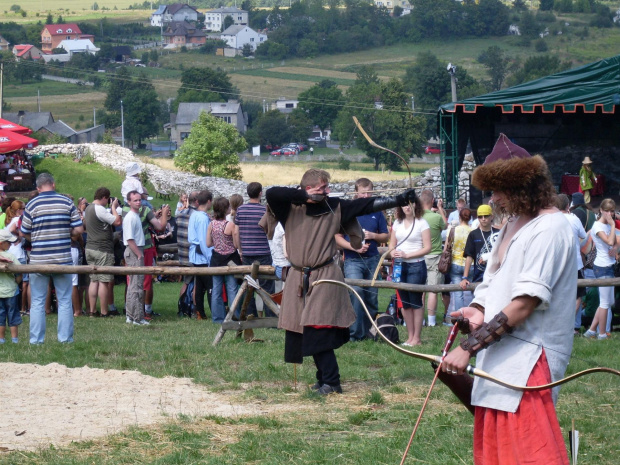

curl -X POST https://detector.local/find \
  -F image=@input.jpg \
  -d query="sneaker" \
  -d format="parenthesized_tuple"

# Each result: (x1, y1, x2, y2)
(0, 338, 4, 344)
(583, 330, 597, 338)
(126, 317, 133, 324)
(317, 383, 342, 395)
(597, 333, 609, 340)
(146, 311, 161, 317)
(136, 319, 150, 326)
(11, 337, 18, 344)
(108, 310, 121, 317)
(143, 314, 152, 321)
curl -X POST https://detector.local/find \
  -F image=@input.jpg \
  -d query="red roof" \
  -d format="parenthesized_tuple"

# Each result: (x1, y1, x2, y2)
(13, 44, 32, 57)
(42, 24, 82, 36)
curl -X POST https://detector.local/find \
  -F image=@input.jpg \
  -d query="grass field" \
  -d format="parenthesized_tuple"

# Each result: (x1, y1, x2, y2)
(0, 155, 617, 463)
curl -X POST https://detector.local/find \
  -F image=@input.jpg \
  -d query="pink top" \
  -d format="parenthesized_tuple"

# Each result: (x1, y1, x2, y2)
(211, 219, 236, 255)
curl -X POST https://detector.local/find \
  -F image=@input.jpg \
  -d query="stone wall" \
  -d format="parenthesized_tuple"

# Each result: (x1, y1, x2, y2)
(31, 144, 475, 201)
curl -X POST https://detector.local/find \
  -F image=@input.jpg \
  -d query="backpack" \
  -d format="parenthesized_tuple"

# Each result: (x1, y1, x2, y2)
(178, 280, 195, 318)
(367, 313, 400, 344)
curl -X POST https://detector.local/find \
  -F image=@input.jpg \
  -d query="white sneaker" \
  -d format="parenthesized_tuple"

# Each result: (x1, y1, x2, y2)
(126, 318, 132, 324)
(136, 319, 150, 326)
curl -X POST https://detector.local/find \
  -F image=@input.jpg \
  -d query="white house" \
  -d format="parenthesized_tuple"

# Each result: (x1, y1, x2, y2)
(56, 38, 100, 56)
(150, 4, 198, 27)
(373, 0, 412, 16)
(205, 7, 248, 32)
(271, 98, 298, 113)
(221, 25, 266, 51)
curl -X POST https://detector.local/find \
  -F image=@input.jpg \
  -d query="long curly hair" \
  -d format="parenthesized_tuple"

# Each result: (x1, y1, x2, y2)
(5, 200, 25, 227)
(472, 155, 556, 217)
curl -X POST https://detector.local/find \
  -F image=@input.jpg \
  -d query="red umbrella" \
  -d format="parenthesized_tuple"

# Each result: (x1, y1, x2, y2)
(0, 118, 32, 135)
(0, 129, 38, 154)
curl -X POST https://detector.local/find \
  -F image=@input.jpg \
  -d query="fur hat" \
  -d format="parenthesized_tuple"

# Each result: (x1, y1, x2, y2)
(472, 134, 550, 192)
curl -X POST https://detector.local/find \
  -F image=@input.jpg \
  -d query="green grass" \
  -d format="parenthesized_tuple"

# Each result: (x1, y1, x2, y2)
(232, 68, 356, 87)
(3, 80, 96, 99)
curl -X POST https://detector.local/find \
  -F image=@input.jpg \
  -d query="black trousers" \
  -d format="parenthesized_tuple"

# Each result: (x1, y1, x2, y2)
(193, 264, 212, 318)
(313, 350, 340, 387)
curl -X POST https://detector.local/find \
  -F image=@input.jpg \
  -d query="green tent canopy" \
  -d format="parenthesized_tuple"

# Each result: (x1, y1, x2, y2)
(441, 55, 620, 114)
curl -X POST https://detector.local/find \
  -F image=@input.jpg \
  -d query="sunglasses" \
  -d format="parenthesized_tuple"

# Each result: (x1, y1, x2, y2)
(478, 215, 491, 218)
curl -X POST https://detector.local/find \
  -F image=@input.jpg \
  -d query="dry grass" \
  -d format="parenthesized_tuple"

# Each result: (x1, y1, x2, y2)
(229, 74, 319, 101)
(144, 158, 410, 185)
(272, 66, 390, 82)
(6, 92, 107, 127)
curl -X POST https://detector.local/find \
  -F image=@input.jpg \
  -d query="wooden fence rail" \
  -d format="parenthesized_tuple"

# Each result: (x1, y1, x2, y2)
(0, 263, 611, 292)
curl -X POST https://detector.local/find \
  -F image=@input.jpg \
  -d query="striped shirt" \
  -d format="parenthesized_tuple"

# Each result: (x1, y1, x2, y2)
(21, 191, 83, 265)
(234, 202, 270, 256)
(176, 206, 195, 266)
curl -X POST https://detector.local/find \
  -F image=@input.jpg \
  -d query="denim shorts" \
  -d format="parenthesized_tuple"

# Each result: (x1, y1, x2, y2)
(399, 261, 427, 309)
(593, 264, 615, 309)
(0, 295, 21, 327)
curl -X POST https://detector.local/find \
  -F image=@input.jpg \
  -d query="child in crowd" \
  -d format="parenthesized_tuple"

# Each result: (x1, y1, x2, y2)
(176, 193, 188, 216)
(0, 229, 22, 343)
(227, 193, 243, 222)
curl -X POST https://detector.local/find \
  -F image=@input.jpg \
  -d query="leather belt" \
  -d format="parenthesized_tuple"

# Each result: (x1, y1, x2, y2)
(290, 256, 335, 302)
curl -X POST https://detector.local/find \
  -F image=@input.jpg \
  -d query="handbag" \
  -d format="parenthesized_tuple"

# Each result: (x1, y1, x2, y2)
(438, 227, 455, 274)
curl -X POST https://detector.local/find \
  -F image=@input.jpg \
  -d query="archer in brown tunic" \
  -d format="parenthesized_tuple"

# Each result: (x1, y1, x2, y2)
(266, 169, 415, 395)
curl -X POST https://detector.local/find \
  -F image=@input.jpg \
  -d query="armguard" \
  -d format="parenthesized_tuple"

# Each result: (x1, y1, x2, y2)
(459, 311, 513, 356)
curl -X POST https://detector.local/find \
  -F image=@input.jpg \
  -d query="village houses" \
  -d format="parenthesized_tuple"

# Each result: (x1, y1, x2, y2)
(204, 7, 248, 32)
(151, 3, 199, 27)
(221, 25, 267, 51)
(40, 24, 94, 53)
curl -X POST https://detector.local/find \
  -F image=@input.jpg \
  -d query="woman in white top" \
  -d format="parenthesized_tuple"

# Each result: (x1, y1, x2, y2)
(389, 198, 431, 346)
(584, 198, 616, 340)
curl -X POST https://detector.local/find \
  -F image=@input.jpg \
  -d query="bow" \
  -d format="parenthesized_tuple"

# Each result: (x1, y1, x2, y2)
(352, 116, 416, 285)
(312, 279, 620, 391)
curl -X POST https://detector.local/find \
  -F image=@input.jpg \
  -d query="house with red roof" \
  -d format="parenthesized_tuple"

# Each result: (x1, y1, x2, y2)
(40, 24, 94, 53)
(12, 44, 43, 61)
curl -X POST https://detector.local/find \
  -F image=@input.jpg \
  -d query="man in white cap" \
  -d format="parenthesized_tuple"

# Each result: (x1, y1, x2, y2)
(121, 162, 154, 210)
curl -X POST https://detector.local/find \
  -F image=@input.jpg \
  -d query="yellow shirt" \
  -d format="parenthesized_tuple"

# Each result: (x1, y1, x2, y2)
(451, 224, 472, 267)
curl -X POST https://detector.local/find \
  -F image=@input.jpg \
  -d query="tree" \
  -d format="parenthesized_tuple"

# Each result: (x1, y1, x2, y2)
(174, 111, 246, 180)
(123, 87, 161, 146)
(287, 108, 313, 143)
(149, 49, 158, 62)
(255, 110, 291, 148)
(507, 55, 571, 86)
(539, 0, 554, 10)
(222, 15, 234, 31)
(141, 51, 149, 64)
(176, 67, 238, 107)
(45, 12, 53, 23)
(478, 46, 515, 91)
(242, 43, 253, 57)
(297, 80, 345, 135)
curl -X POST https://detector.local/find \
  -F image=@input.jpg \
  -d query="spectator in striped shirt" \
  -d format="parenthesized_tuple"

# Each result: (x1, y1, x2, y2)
(21, 173, 83, 344)
(233, 182, 275, 317)
(176, 191, 199, 299)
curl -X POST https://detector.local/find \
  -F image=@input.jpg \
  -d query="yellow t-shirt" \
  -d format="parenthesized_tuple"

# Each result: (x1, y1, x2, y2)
(450, 224, 472, 267)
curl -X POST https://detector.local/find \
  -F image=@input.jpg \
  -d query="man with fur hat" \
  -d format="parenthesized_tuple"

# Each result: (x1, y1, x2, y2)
(442, 134, 575, 464)
(579, 156, 596, 204)
(266, 169, 417, 395)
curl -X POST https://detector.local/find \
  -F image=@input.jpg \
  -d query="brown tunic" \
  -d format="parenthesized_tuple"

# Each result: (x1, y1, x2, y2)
(280, 203, 355, 333)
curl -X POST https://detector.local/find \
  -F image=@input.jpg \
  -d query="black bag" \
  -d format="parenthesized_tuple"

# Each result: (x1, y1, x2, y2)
(178, 279, 195, 317)
(367, 313, 400, 344)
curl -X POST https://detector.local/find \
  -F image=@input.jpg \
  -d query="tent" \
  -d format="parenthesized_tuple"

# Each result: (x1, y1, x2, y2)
(0, 118, 32, 135)
(0, 129, 38, 154)
(437, 55, 620, 206)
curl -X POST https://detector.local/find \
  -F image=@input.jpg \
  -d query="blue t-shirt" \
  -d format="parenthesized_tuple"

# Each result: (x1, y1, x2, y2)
(343, 212, 388, 259)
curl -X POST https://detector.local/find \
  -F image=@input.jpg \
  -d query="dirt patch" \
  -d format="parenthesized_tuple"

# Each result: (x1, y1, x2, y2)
(0, 363, 302, 452)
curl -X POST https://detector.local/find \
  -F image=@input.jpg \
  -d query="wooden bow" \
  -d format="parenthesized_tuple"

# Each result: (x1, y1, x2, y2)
(312, 279, 620, 391)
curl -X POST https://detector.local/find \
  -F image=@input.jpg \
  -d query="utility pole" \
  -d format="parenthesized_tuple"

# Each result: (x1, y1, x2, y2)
(447, 63, 458, 103)
(93, 107, 96, 126)
(121, 100, 125, 148)
(411, 96, 414, 112)
(37, 89, 40, 112)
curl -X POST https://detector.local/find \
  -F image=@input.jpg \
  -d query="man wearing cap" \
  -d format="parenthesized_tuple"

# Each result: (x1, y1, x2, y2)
(579, 156, 596, 204)
(121, 162, 154, 210)
(459, 204, 499, 291)
(442, 134, 575, 464)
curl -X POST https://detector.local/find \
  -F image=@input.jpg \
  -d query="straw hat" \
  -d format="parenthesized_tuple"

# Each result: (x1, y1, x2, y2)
(582, 157, 593, 165)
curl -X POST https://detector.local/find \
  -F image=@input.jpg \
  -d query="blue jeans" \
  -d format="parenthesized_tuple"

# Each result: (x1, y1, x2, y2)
(0, 295, 20, 327)
(400, 261, 427, 309)
(30, 273, 74, 344)
(211, 274, 238, 324)
(344, 255, 380, 341)
(450, 263, 473, 313)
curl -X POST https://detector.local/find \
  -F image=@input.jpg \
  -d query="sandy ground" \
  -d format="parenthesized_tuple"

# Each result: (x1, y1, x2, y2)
(1, 362, 284, 452)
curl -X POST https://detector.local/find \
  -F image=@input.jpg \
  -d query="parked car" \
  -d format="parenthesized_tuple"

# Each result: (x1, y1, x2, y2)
(424, 144, 441, 154)
(265, 144, 281, 151)
(270, 149, 283, 156)
(280, 148, 296, 156)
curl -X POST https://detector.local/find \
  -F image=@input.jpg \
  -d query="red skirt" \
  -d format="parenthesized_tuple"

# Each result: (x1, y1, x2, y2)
(473, 350, 569, 465)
